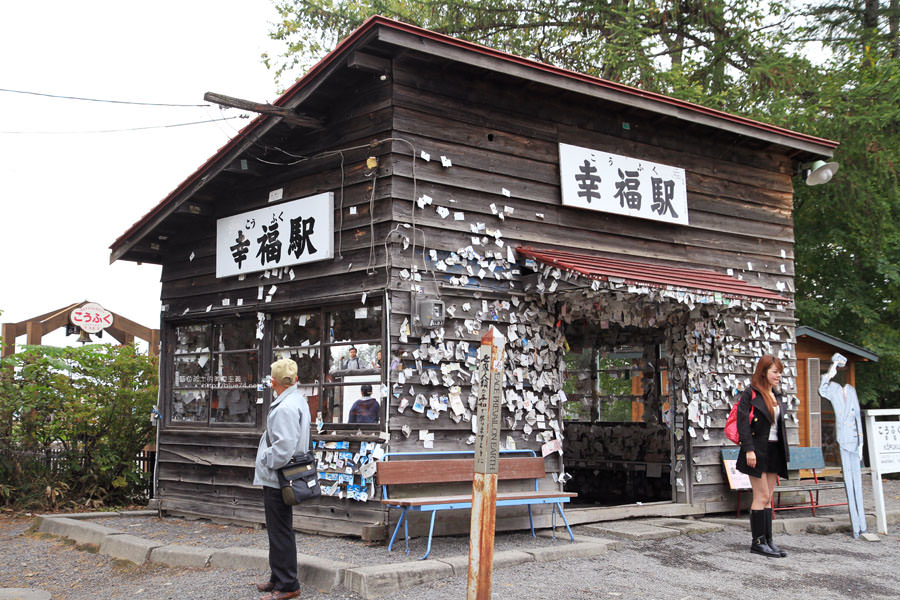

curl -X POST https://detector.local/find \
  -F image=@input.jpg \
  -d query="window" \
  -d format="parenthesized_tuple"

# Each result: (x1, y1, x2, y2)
(167, 302, 385, 429)
(273, 302, 384, 428)
(171, 319, 259, 426)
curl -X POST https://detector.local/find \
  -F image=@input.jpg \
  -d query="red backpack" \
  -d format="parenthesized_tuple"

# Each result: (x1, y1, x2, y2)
(724, 389, 756, 444)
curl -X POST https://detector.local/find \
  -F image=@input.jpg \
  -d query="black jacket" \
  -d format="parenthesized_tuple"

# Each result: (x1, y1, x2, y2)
(735, 385, 790, 478)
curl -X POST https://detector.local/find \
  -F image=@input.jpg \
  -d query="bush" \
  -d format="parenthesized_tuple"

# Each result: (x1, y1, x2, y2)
(0, 343, 158, 510)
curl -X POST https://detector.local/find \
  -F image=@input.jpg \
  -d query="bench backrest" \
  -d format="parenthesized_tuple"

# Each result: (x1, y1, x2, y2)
(721, 446, 826, 471)
(377, 456, 545, 487)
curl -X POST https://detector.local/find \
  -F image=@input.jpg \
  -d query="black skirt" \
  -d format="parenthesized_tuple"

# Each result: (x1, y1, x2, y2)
(764, 440, 787, 475)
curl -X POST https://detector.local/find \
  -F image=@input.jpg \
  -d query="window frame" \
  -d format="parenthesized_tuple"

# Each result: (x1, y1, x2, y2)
(166, 318, 262, 429)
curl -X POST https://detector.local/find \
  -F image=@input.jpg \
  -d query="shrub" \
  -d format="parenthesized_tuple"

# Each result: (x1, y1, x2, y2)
(0, 343, 158, 510)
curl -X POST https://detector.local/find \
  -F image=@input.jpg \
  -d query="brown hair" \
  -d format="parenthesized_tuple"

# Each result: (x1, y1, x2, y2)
(751, 354, 783, 419)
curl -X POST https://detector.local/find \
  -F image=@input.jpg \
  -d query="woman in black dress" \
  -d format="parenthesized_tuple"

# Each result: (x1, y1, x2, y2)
(736, 354, 791, 558)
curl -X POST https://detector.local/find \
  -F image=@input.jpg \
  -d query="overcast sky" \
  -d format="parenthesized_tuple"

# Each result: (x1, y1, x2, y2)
(0, 0, 288, 350)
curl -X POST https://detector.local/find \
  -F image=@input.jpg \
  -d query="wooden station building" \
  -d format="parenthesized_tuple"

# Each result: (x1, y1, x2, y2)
(110, 16, 839, 537)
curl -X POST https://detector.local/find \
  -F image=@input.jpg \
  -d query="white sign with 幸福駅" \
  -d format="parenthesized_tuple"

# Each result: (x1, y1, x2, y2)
(558, 143, 689, 225)
(215, 192, 334, 278)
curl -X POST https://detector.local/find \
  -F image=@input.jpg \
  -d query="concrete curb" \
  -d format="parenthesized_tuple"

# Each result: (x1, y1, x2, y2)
(297, 553, 352, 593)
(149, 544, 212, 568)
(36, 517, 122, 547)
(643, 518, 725, 535)
(344, 560, 453, 599)
(0, 589, 52, 600)
(209, 546, 269, 571)
(99, 534, 162, 565)
(580, 521, 682, 540)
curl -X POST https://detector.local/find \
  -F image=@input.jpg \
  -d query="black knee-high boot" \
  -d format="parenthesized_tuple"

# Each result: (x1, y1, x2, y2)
(750, 510, 780, 557)
(764, 508, 787, 557)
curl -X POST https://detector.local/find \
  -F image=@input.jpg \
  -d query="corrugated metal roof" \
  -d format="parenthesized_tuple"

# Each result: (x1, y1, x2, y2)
(517, 246, 786, 302)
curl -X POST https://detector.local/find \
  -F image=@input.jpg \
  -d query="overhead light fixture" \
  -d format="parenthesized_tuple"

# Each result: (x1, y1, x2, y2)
(803, 160, 840, 186)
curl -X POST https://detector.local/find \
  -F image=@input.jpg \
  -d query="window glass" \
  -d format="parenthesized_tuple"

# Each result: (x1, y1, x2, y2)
(172, 389, 209, 423)
(327, 343, 382, 374)
(170, 320, 258, 427)
(216, 319, 257, 351)
(329, 305, 382, 341)
(321, 381, 383, 424)
(175, 324, 209, 354)
(274, 312, 322, 347)
(211, 389, 255, 424)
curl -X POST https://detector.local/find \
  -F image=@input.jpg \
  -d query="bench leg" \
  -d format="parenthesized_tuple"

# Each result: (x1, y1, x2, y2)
(419, 510, 438, 560)
(387, 508, 409, 554)
(528, 505, 535, 537)
(555, 502, 575, 542)
(810, 490, 817, 517)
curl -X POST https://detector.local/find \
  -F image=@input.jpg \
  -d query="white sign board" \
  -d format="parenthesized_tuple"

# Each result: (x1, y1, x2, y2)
(70, 302, 113, 334)
(865, 409, 900, 534)
(216, 192, 334, 278)
(559, 143, 689, 225)
(871, 418, 900, 474)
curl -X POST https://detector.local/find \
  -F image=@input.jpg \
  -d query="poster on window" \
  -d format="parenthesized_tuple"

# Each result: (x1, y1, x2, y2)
(558, 143, 689, 226)
(216, 192, 334, 278)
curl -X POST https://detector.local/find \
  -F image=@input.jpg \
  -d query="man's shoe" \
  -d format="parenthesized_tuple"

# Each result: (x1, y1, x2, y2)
(260, 590, 300, 600)
(255, 581, 275, 592)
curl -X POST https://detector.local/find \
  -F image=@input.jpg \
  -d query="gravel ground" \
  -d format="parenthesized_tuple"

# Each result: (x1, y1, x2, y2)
(1, 474, 898, 600)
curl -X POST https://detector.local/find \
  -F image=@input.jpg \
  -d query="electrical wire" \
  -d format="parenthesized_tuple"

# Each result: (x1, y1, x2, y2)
(0, 87, 210, 107)
(0, 116, 244, 135)
(251, 135, 439, 294)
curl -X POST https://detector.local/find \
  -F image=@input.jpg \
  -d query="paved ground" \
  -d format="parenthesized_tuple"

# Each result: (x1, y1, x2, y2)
(1, 474, 898, 600)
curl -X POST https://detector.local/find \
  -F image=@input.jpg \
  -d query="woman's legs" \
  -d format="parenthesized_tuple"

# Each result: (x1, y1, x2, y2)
(764, 472, 787, 556)
(748, 474, 780, 557)
(749, 474, 771, 510)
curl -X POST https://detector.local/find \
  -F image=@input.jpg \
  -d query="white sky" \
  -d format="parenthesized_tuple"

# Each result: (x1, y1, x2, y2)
(0, 0, 288, 350)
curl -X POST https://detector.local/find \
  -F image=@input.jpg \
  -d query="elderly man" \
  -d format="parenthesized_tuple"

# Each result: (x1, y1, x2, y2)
(253, 358, 309, 600)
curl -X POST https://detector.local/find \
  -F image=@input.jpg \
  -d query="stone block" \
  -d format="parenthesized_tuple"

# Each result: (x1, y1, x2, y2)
(99, 534, 162, 565)
(149, 544, 212, 568)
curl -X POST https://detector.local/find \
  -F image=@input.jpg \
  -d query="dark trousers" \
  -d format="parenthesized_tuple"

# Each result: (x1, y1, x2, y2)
(263, 485, 299, 592)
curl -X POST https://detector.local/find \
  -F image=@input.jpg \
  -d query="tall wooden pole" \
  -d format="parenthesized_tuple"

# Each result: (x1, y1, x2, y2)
(467, 326, 505, 600)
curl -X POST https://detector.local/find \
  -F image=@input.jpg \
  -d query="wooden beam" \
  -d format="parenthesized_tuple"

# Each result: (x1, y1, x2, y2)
(347, 51, 392, 76)
(26, 320, 41, 346)
(204, 92, 324, 129)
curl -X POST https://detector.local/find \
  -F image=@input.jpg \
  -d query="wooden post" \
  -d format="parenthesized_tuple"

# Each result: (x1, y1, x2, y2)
(1, 323, 16, 358)
(467, 326, 505, 600)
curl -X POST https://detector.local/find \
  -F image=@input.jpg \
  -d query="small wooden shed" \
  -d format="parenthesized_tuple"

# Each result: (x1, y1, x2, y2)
(110, 16, 839, 536)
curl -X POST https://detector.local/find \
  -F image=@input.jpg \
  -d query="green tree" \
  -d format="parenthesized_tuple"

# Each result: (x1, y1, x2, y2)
(267, 0, 800, 102)
(782, 1, 900, 408)
(266, 0, 900, 408)
(0, 344, 158, 509)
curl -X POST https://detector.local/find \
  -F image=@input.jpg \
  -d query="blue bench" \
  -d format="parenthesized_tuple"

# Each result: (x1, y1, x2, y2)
(721, 446, 846, 517)
(377, 450, 577, 559)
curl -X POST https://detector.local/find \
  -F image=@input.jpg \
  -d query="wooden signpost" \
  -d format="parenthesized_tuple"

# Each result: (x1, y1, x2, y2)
(467, 326, 505, 600)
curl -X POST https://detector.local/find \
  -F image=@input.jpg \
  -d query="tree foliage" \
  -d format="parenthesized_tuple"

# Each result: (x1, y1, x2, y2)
(0, 344, 158, 509)
(267, 1, 900, 408)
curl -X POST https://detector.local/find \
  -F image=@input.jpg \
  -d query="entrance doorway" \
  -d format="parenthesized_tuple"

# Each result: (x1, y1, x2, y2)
(561, 322, 674, 506)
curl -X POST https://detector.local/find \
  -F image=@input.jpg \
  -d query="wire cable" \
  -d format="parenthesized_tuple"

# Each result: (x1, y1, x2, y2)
(0, 116, 244, 134)
(0, 87, 210, 107)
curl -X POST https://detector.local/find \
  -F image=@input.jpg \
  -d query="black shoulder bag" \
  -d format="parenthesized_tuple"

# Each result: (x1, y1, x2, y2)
(266, 406, 321, 505)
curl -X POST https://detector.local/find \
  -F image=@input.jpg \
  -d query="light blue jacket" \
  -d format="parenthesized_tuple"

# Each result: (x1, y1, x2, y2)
(253, 385, 310, 488)
(819, 375, 863, 454)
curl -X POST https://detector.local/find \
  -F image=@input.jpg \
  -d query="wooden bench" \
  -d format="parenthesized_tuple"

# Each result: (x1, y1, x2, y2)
(377, 450, 577, 559)
(721, 446, 847, 517)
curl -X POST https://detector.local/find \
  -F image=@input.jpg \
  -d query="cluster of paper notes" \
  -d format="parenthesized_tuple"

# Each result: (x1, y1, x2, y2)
(314, 438, 387, 502)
